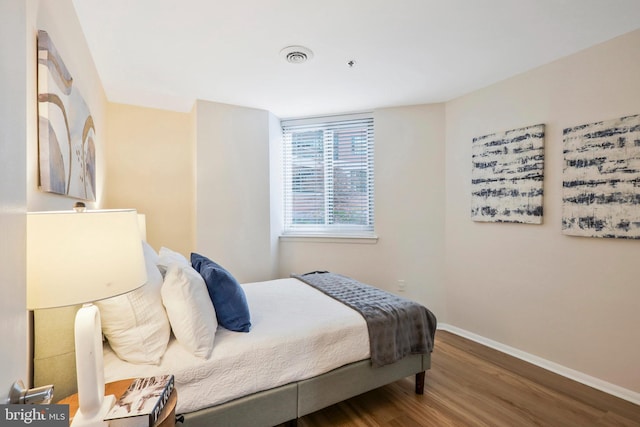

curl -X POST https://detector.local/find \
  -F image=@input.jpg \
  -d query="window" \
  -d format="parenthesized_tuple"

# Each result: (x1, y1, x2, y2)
(282, 113, 374, 237)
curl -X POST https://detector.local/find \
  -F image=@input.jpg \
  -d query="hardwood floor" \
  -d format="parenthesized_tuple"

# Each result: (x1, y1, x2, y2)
(293, 330, 640, 426)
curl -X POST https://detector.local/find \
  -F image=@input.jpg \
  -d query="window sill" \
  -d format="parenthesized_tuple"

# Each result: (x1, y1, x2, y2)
(279, 234, 379, 244)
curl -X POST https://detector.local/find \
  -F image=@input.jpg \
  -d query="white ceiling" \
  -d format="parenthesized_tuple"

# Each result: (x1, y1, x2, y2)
(72, 0, 640, 119)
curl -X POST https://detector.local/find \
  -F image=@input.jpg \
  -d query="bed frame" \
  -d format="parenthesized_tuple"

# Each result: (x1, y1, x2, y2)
(34, 306, 430, 427)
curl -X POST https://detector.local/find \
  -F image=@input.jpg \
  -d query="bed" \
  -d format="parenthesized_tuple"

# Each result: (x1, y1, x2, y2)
(33, 244, 436, 427)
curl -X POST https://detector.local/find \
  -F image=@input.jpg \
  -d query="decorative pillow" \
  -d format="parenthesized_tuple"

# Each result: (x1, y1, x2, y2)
(96, 241, 171, 364)
(156, 246, 190, 276)
(161, 264, 218, 358)
(191, 253, 251, 332)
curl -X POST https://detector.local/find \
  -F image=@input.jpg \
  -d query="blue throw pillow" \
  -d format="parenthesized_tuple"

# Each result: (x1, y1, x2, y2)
(191, 253, 251, 332)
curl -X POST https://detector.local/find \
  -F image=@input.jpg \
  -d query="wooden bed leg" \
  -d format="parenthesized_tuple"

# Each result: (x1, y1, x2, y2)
(415, 371, 425, 395)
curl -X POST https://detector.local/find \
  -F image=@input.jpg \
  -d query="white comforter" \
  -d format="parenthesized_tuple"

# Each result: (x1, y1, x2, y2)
(103, 278, 370, 413)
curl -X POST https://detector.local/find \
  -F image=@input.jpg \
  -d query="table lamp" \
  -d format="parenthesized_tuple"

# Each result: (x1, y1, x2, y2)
(27, 209, 147, 427)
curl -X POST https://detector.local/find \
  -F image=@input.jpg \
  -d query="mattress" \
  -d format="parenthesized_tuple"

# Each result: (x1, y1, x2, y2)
(103, 278, 370, 414)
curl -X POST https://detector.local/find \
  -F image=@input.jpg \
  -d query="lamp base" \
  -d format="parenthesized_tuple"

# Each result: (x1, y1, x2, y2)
(73, 304, 114, 427)
(71, 394, 115, 427)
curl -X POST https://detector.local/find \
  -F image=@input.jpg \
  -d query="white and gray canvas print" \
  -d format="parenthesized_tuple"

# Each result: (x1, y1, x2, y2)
(562, 114, 640, 239)
(471, 124, 545, 224)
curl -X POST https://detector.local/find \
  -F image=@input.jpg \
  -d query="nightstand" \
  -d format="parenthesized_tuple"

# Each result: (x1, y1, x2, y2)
(58, 379, 177, 427)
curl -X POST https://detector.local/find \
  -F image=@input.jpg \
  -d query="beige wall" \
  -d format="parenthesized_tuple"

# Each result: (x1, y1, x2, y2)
(279, 104, 448, 318)
(106, 100, 279, 282)
(268, 113, 284, 278)
(195, 100, 275, 283)
(0, 0, 108, 399)
(105, 103, 195, 255)
(445, 29, 640, 394)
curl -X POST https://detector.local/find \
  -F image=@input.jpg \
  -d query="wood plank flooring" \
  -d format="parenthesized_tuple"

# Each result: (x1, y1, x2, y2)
(292, 330, 640, 426)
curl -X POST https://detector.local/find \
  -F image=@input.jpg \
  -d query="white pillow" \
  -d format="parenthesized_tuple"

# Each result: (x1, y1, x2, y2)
(96, 241, 171, 364)
(156, 246, 189, 276)
(161, 264, 218, 359)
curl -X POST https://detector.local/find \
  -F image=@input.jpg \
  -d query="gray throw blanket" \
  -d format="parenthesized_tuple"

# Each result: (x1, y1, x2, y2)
(293, 272, 437, 367)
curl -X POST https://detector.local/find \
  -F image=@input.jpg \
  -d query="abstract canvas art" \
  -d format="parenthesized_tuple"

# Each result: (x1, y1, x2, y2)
(471, 124, 545, 224)
(37, 30, 96, 201)
(562, 115, 640, 239)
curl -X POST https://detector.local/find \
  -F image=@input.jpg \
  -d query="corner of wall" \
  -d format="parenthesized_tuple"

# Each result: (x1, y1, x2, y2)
(268, 112, 283, 278)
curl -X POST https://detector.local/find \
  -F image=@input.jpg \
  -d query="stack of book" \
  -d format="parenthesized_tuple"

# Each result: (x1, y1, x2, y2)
(104, 375, 175, 427)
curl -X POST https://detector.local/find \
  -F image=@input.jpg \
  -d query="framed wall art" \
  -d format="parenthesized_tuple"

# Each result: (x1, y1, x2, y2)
(471, 124, 545, 224)
(37, 30, 96, 201)
(562, 114, 640, 239)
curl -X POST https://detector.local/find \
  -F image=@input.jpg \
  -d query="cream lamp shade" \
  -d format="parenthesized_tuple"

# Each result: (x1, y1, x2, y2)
(27, 209, 147, 309)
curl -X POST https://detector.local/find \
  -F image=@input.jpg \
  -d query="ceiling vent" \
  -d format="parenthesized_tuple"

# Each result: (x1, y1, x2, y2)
(280, 46, 314, 64)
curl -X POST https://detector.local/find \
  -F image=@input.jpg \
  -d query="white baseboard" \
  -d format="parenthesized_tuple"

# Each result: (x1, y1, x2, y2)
(437, 323, 640, 406)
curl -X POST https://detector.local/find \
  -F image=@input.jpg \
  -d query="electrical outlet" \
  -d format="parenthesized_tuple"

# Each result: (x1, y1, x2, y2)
(397, 279, 406, 292)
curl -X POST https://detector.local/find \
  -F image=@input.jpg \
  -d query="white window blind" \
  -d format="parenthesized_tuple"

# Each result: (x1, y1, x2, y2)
(282, 114, 374, 237)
